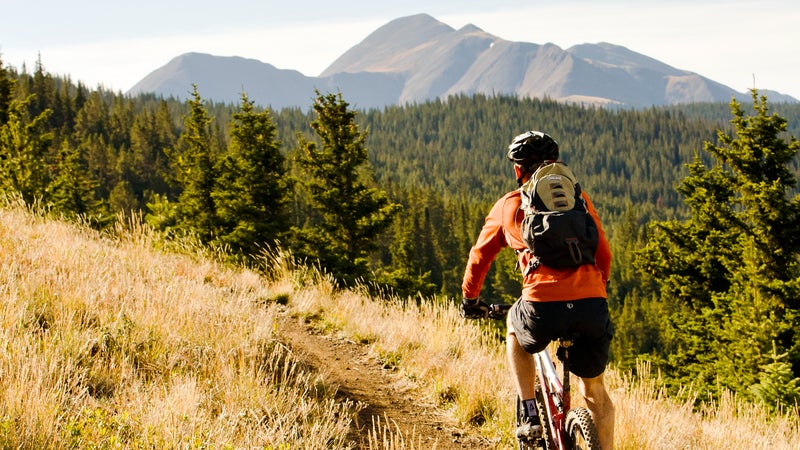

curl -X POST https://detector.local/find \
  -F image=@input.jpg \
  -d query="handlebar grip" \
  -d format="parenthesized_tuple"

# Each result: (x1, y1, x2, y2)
(488, 303, 512, 319)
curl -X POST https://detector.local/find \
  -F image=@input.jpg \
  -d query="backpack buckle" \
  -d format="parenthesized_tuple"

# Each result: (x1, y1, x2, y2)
(523, 257, 540, 276)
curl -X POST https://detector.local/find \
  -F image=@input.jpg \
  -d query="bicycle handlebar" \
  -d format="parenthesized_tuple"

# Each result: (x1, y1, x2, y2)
(488, 303, 512, 320)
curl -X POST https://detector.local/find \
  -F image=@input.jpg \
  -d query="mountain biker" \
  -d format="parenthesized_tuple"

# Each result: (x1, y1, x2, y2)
(460, 131, 615, 449)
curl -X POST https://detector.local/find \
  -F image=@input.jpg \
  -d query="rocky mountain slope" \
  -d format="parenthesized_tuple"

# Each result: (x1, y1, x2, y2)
(127, 13, 797, 109)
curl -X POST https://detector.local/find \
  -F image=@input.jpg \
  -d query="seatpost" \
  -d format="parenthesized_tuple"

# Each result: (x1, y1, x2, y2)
(560, 340, 573, 411)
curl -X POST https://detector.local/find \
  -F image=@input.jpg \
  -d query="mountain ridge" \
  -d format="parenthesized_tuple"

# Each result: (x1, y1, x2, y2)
(127, 13, 797, 109)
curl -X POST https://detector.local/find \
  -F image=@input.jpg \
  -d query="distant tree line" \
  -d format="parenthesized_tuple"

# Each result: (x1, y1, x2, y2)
(2, 56, 800, 411)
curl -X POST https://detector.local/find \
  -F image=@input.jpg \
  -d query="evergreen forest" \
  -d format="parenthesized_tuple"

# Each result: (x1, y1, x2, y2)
(2, 56, 800, 413)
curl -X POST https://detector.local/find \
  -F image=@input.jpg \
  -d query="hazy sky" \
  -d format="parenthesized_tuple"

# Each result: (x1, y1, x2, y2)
(3, 0, 798, 99)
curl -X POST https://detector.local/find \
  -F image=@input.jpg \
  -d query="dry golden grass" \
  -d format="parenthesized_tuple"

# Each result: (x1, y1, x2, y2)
(0, 200, 355, 448)
(274, 243, 800, 450)
(2, 198, 799, 449)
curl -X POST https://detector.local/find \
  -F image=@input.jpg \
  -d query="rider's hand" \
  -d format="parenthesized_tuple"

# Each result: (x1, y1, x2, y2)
(460, 297, 490, 319)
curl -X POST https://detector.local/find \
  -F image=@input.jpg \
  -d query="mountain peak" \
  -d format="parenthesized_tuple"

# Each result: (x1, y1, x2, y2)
(128, 14, 797, 109)
(458, 23, 484, 33)
(320, 14, 454, 77)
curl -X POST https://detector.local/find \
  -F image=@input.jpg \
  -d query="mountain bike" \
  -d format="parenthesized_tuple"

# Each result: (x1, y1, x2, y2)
(488, 303, 601, 450)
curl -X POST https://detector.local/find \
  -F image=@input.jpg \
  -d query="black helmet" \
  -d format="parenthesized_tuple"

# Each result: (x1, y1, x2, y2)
(507, 131, 559, 168)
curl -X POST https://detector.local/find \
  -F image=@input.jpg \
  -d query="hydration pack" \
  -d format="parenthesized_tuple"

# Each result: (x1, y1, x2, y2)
(519, 162, 599, 273)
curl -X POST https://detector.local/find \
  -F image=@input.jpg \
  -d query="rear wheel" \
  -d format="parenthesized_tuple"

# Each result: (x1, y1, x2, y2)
(534, 378, 554, 450)
(565, 407, 601, 449)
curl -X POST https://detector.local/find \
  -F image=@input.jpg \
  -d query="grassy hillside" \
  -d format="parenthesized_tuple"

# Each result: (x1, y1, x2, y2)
(0, 198, 355, 448)
(1, 199, 798, 449)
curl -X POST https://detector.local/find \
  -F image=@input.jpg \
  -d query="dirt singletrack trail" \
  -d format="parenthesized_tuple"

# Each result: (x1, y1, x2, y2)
(277, 311, 494, 449)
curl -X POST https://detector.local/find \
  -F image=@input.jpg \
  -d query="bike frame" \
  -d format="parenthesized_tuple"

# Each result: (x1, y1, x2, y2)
(488, 303, 580, 450)
(534, 341, 572, 450)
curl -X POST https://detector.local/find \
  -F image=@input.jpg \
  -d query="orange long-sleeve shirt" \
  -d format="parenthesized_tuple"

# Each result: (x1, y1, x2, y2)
(462, 189, 611, 302)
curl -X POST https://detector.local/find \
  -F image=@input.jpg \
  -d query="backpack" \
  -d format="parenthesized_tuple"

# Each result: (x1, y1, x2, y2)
(519, 161, 599, 273)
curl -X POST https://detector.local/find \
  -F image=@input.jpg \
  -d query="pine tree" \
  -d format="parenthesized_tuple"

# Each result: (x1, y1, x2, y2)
(607, 205, 665, 367)
(129, 100, 178, 201)
(45, 139, 100, 217)
(212, 92, 292, 261)
(750, 342, 800, 413)
(293, 91, 400, 286)
(28, 55, 54, 122)
(637, 90, 800, 398)
(171, 85, 218, 242)
(108, 180, 139, 213)
(0, 56, 14, 125)
(376, 204, 437, 298)
(0, 96, 52, 203)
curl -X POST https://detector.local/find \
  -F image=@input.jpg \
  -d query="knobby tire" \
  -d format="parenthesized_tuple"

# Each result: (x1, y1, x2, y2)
(514, 379, 554, 450)
(534, 378, 554, 450)
(565, 407, 601, 450)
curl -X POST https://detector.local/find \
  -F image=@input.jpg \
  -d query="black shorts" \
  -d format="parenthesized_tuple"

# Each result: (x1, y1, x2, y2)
(508, 297, 614, 378)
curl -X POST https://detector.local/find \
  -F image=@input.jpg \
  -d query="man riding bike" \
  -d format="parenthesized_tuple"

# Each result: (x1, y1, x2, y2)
(460, 131, 615, 449)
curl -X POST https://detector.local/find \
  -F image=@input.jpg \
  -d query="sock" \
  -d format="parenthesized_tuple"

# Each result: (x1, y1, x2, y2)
(522, 398, 539, 420)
